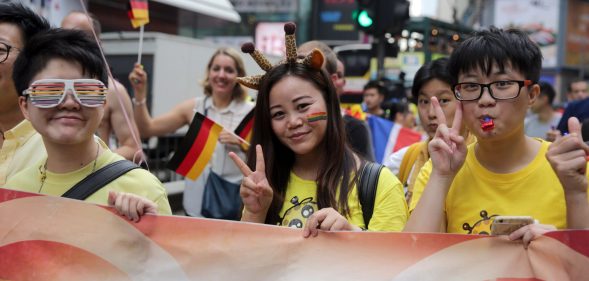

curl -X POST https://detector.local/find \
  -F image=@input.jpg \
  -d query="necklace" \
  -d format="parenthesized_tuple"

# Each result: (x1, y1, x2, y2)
(38, 142, 100, 194)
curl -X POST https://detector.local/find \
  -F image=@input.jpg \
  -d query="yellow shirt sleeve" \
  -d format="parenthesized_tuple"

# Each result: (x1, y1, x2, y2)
(348, 168, 408, 231)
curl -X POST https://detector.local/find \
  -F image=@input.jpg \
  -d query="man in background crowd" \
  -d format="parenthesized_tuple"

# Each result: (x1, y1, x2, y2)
(525, 81, 561, 140)
(61, 11, 142, 162)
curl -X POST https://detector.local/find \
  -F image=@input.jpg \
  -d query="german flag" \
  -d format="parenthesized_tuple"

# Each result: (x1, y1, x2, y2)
(234, 108, 254, 150)
(167, 113, 222, 180)
(127, 0, 149, 28)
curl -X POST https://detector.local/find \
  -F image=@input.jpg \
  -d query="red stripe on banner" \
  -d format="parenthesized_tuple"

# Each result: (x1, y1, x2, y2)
(1, 188, 589, 280)
(175, 118, 215, 176)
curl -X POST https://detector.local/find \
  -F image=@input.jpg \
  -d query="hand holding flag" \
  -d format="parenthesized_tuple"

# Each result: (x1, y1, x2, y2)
(168, 112, 253, 180)
(167, 113, 223, 180)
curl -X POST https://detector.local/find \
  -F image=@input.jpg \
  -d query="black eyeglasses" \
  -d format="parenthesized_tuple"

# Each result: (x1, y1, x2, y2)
(0, 42, 19, 64)
(453, 80, 533, 101)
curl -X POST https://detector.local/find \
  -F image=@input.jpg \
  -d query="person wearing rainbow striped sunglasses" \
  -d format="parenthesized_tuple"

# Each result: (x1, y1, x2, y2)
(6, 28, 171, 221)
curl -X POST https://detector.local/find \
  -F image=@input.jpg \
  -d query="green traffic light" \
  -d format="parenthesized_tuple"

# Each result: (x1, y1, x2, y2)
(357, 10, 373, 28)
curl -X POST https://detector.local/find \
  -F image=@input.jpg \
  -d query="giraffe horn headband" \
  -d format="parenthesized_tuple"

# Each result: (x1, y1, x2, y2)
(236, 22, 324, 90)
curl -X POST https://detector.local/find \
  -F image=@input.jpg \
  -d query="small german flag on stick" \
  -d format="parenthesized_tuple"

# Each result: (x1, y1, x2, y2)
(233, 108, 254, 150)
(127, 0, 149, 64)
(167, 113, 223, 180)
(127, 0, 149, 28)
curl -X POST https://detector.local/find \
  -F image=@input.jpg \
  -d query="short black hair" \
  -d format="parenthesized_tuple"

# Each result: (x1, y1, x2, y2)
(448, 27, 542, 83)
(538, 81, 556, 105)
(363, 80, 385, 96)
(384, 101, 409, 121)
(13, 28, 108, 95)
(411, 57, 453, 104)
(567, 79, 587, 92)
(0, 1, 50, 45)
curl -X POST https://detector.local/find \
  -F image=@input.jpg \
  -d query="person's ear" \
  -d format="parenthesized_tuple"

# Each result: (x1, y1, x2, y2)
(527, 83, 540, 106)
(330, 73, 338, 85)
(18, 96, 30, 120)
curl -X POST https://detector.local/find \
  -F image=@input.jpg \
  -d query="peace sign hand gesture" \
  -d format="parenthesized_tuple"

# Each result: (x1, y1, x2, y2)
(229, 145, 274, 223)
(428, 97, 467, 178)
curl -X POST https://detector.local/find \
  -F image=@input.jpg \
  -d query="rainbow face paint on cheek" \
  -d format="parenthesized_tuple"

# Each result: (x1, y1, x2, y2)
(307, 112, 327, 123)
(481, 116, 494, 131)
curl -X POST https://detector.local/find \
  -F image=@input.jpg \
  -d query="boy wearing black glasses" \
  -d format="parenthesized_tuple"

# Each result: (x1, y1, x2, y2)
(404, 27, 589, 245)
(6, 29, 171, 220)
(0, 2, 49, 186)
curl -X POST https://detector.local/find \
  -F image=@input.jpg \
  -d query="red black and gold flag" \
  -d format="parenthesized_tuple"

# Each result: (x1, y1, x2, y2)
(127, 0, 149, 28)
(167, 113, 222, 180)
(233, 108, 254, 149)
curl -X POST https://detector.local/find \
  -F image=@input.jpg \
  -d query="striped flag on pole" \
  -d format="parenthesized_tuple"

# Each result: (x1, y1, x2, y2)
(167, 113, 222, 180)
(367, 115, 423, 163)
(127, 0, 149, 28)
(233, 108, 254, 144)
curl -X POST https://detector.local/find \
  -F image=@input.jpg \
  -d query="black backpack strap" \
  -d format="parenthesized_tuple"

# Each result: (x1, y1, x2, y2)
(62, 160, 140, 200)
(358, 162, 384, 230)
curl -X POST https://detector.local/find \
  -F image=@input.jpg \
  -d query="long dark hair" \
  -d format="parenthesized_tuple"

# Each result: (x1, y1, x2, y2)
(247, 62, 362, 224)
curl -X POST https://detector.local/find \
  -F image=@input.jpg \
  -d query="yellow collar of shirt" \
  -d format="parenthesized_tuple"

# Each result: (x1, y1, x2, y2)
(4, 120, 37, 142)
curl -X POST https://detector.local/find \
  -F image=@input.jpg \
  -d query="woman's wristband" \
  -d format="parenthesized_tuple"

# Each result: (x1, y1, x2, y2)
(132, 97, 147, 106)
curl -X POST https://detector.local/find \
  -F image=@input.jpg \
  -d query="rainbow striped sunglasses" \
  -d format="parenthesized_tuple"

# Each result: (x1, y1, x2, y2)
(22, 79, 107, 108)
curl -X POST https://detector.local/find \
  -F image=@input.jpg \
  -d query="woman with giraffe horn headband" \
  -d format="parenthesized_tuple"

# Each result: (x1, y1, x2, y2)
(128, 48, 254, 218)
(229, 22, 408, 236)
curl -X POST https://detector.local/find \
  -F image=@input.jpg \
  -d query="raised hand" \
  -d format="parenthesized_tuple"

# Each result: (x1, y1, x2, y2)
(108, 191, 158, 222)
(228, 145, 273, 223)
(546, 117, 589, 196)
(428, 97, 467, 177)
(303, 208, 361, 238)
(128, 63, 148, 100)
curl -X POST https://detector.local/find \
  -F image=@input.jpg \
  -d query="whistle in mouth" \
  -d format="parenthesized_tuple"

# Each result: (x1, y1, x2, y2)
(481, 117, 494, 131)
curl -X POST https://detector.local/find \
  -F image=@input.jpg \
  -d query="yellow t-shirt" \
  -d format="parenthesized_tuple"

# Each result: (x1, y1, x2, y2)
(279, 168, 408, 231)
(0, 120, 45, 186)
(411, 139, 589, 234)
(6, 140, 172, 215)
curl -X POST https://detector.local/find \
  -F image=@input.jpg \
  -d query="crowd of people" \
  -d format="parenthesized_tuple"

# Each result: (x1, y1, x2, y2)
(0, 2, 588, 248)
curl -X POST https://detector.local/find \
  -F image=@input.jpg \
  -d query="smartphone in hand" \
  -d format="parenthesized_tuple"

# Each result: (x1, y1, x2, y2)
(490, 216, 536, 236)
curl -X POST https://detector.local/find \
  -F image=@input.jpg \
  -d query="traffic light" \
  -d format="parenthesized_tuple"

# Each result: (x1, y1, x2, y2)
(355, 0, 377, 33)
(379, 0, 410, 36)
(355, 0, 410, 36)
